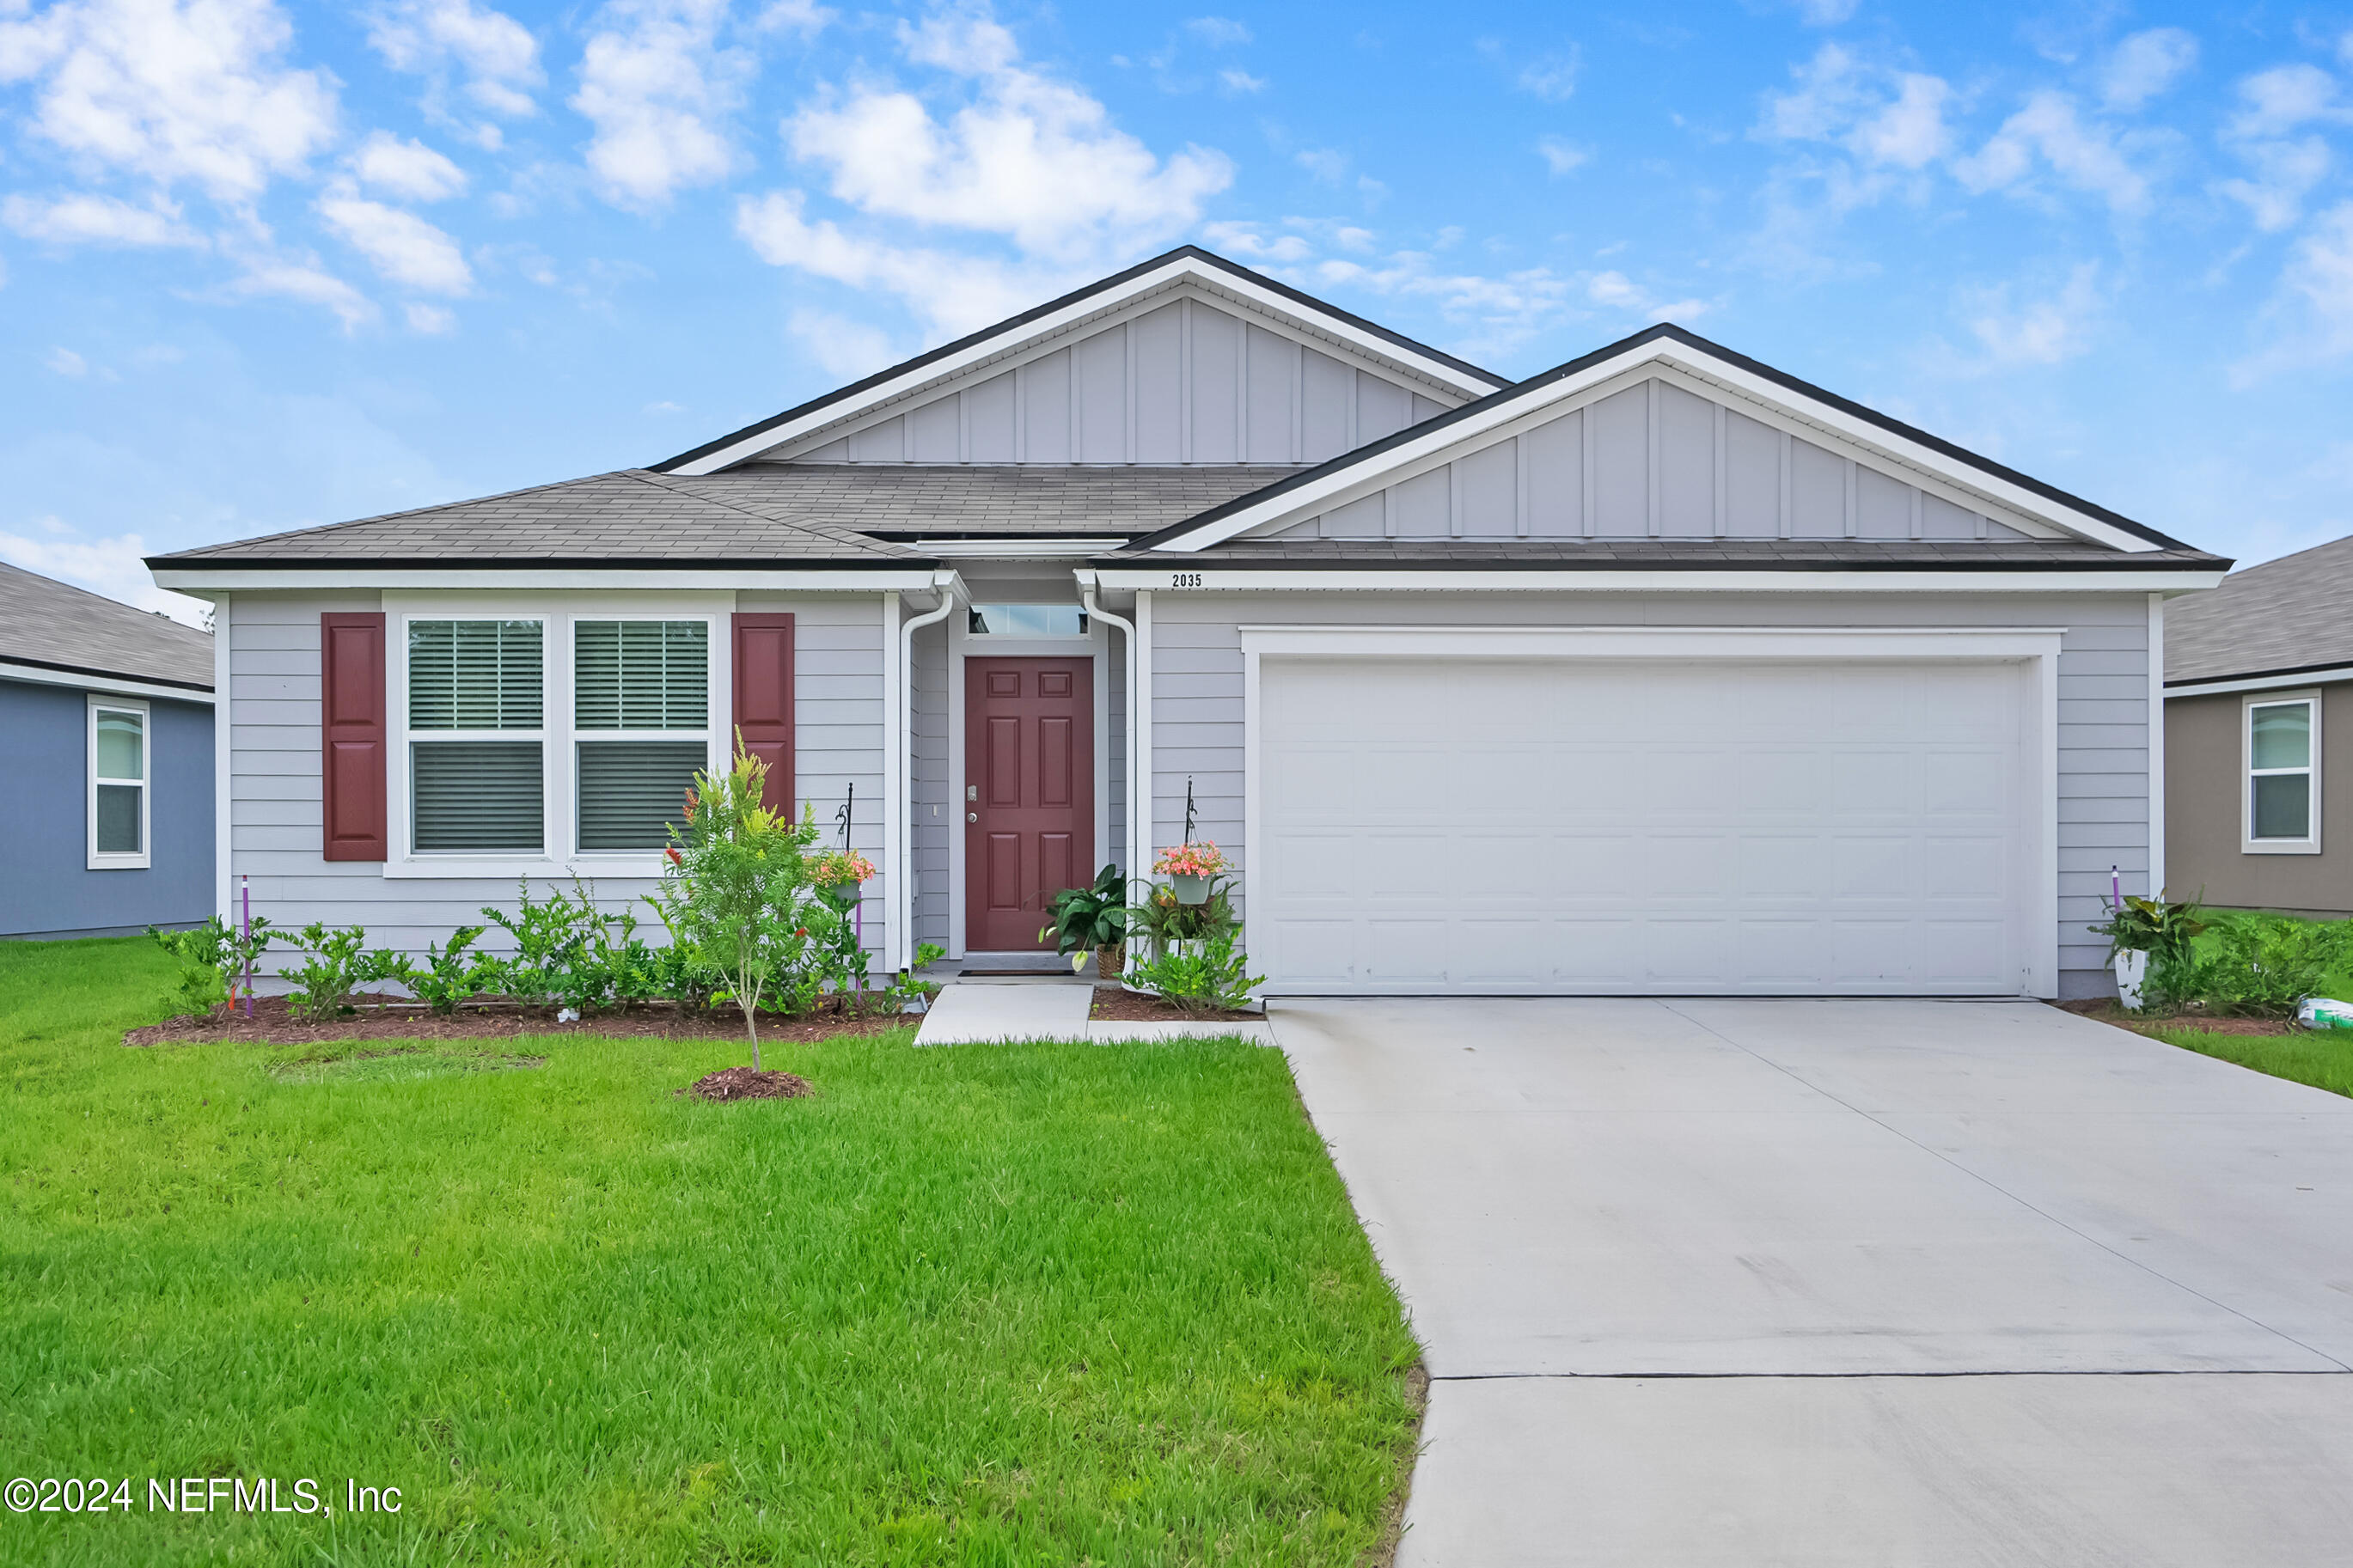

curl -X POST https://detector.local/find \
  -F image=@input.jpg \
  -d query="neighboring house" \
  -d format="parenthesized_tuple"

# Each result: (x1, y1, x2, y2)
(149, 247, 2227, 999)
(2164, 534, 2353, 917)
(0, 562, 216, 939)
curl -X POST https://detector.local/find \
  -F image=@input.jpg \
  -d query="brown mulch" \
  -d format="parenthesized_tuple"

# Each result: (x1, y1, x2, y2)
(688, 1067, 815, 1101)
(1088, 985, 1263, 1023)
(2050, 998, 2303, 1036)
(125, 992, 921, 1048)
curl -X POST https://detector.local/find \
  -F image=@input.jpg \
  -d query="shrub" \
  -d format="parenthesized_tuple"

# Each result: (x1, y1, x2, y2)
(645, 745, 824, 1067)
(1128, 882, 1236, 949)
(1132, 930, 1262, 1015)
(1041, 864, 1128, 965)
(481, 879, 600, 1008)
(279, 922, 410, 1022)
(2153, 914, 2353, 1018)
(408, 924, 499, 1015)
(147, 914, 272, 1016)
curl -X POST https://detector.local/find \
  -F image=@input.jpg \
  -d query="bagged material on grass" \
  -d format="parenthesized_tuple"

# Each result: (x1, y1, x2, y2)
(2295, 997, 2353, 1031)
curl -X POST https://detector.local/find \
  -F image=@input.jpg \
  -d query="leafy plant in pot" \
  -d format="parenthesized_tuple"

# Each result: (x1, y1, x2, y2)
(1154, 842, 1230, 906)
(1040, 863, 1130, 977)
(2087, 880, 2203, 1011)
(1127, 881, 1237, 985)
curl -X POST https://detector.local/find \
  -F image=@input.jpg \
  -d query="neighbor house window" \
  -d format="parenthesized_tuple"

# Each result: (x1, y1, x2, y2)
(2246, 692, 2321, 853)
(969, 603, 1087, 637)
(574, 619, 710, 851)
(407, 619, 545, 852)
(88, 698, 149, 869)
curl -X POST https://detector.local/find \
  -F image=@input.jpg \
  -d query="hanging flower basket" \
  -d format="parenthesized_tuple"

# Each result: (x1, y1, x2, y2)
(1155, 842, 1229, 906)
(810, 849, 876, 908)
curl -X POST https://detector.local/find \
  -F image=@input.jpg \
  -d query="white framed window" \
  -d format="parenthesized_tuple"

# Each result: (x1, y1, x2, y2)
(385, 598, 724, 876)
(2244, 691, 2321, 855)
(968, 602, 1088, 638)
(88, 696, 150, 869)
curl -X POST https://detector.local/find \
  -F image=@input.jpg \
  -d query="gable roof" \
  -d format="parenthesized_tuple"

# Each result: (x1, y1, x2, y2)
(1128, 322, 2209, 558)
(2167, 533, 2353, 685)
(650, 246, 1510, 476)
(0, 559, 213, 690)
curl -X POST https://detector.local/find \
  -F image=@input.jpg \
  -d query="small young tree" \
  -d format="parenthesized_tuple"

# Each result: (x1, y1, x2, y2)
(646, 744, 820, 1068)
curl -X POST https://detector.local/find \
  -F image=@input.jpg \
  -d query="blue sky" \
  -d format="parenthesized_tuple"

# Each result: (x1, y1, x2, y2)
(3, 0, 2350, 621)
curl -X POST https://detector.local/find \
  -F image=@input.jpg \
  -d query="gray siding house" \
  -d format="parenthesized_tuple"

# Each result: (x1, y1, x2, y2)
(2164, 534, 2353, 917)
(150, 247, 2226, 998)
(1, 562, 216, 938)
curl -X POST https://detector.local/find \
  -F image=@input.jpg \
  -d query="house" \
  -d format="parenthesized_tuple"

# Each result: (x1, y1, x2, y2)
(0, 561, 216, 939)
(148, 247, 2228, 998)
(2163, 534, 2353, 917)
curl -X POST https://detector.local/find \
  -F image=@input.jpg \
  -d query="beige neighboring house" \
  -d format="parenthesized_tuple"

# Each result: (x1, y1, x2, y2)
(2166, 534, 2353, 916)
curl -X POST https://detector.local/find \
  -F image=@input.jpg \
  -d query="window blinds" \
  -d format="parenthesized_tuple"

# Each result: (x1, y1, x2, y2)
(413, 741, 543, 851)
(575, 620, 707, 729)
(578, 741, 706, 850)
(408, 619, 543, 729)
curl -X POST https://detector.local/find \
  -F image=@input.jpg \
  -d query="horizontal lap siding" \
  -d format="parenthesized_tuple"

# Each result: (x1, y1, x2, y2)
(1146, 590, 2152, 998)
(228, 591, 889, 980)
(911, 616, 950, 947)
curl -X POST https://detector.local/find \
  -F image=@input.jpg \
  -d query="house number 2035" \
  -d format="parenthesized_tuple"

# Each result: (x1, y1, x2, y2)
(1169, 572, 1205, 589)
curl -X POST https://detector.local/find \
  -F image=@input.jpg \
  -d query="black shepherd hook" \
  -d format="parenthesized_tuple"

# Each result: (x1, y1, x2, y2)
(1183, 777, 1197, 844)
(836, 782, 854, 850)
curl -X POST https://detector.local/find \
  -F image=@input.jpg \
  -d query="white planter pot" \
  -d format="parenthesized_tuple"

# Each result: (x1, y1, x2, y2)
(2113, 949, 2148, 1011)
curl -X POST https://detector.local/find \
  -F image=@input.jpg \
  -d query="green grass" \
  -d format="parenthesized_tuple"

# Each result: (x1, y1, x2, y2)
(2143, 1024, 2353, 1100)
(0, 938, 1420, 1566)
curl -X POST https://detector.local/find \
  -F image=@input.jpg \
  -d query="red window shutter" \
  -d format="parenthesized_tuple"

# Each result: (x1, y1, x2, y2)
(321, 612, 389, 861)
(731, 613, 795, 814)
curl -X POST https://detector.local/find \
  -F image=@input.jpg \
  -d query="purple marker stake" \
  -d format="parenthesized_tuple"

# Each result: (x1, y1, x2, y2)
(853, 889, 864, 1004)
(2111, 864, 2122, 914)
(241, 874, 254, 1016)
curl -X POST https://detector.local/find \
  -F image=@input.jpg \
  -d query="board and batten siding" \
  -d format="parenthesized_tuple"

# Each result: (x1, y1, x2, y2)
(781, 297, 1449, 468)
(225, 589, 889, 977)
(1146, 590, 2154, 998)
(1267, 373, 2046, 543)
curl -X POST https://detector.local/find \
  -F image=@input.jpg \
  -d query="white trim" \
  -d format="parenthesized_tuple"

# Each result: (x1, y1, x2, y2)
(918, 539, 1130, 558)
(1150, 337, 2164, 554)
(2167, 665, 2353, 699)
(0, 657, 214, 704)
(2242, 689, 2322, 856)
(880, 590, 902, 970)
(1136, 589, 1154, 866)
(87, 694, 152, 871)
(1238, 623, 2063, 998)
(213, 600, 232, 921)
(2148, 593, 2166, 900)
(382, 592, 733, 880)
(153, 569, 936, 593)
(894, 573, 961, 971)
(1077, 571, 1140, 890)
(1101, 568, 2227, 595)
(663, 257, 1502, 473)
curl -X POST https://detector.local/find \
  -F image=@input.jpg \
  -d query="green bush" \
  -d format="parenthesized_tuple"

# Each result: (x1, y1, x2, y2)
(2152, 914, 2353, 1018)
(278, 921, 411, 1022)
(146, 915, 273, 1016)
(407, 924, 499, 1015)
(1133, 930, 1263, 1015)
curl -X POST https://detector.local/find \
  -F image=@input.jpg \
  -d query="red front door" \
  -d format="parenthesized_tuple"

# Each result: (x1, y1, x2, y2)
(965, 657, 1094, 951)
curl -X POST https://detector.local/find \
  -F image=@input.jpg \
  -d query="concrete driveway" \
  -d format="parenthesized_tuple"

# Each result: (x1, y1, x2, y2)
(1274, 998, 2353, 1565)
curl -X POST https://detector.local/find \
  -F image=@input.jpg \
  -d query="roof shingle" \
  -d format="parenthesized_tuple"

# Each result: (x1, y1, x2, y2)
(0, 561, 213, 689)
(2167, 534, 2353, 684)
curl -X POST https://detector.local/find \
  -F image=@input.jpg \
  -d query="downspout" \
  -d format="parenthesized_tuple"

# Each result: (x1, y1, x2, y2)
(1076, 570, 1140, 890)
(895, 569, 961, 974)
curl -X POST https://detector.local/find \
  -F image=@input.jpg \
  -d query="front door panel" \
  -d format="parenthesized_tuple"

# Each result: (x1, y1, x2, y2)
(965, 658, 1094, 951)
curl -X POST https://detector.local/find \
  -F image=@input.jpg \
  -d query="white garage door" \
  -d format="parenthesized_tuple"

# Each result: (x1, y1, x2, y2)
(1255, 657, 2038, 995)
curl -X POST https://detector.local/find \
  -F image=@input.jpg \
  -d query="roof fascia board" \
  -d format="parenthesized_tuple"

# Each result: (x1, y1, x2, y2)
(2167, 664, 2353, 698)
(664, 256, 1504, 475)
(0, 656, 215, 701)
(150, 568, 939, 592)
(1091, 567, 2229, 594)
(1150, 338, 2157, 555)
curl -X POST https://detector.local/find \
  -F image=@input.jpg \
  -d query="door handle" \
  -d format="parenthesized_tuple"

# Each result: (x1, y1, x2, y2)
(967, 812, 978, 823)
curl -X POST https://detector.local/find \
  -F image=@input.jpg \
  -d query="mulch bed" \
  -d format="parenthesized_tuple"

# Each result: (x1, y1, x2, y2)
(2051, 998, 2304, 1037)
(125, 993, 920, 1048)
(1089, 985, 1263, 1024)
(688, 1067, 815, 1101)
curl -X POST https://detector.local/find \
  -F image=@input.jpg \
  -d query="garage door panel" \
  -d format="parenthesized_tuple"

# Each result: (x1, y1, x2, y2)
(1256, 657, 2035, 995)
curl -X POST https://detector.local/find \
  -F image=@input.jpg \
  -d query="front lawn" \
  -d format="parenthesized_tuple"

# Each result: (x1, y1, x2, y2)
(2142, 1024, 2353, 1100)
(0, 937, 1419, 1565)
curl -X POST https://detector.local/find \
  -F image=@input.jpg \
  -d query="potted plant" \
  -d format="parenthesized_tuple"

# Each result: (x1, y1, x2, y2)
(1040, 864, 1130, 978)
(1127, 881, 1237, 984)
(1154, 841, 1230, 906)
(810, 848, 876, 911)
(2088, 880, 2204, 1012)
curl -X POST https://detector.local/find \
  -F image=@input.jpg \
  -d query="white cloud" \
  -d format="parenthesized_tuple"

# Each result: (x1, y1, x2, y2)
(754, 0, 832, 34)
(1962, 262, 2104, 366)
(1, 191, 203, 247)
(1183, 16, 1250, 46)
(350, 131, 468, 201)
(1794, 0, 1857, 22)
(2219, 137, 2332, 233)
(366, 0, 540, 116)
(317, 189, 474, 293)
(2277, 202, 2353, 354)
(1295, 147, 1349, 183)
(1953, 91, 2151, 214)
(735, 189, 1057, 337)
(788, 307, 898, 378)
(405, 302, 456, 333)
(224, 257, 378, 329)
(0, 0, 337, 199)
(2227, 64, 2350, 141)
(0, 528, 208, 625)
(1197, 220, 1310, 262)
(1537, 137, 1589, 176)
(2100, 27, 2197, 111)
(1516, 46, 1580, 102)
(44, 346, 89, 376)
(783, 6, 1232, 262)
(1759, 46, 1952, 171)
(1851, 73, 1952, 168)
(1585, 270, 1709, 322)
(572, 0, 745, 209)
(1217, 67, 1264, 94)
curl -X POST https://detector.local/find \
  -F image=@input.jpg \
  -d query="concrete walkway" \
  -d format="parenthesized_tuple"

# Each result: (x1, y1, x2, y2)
(1274, 998, 2353, 1565)
(913, 978, 1275, 1046)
